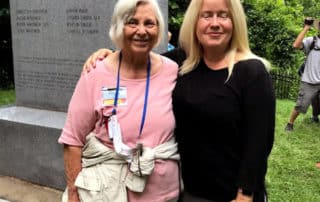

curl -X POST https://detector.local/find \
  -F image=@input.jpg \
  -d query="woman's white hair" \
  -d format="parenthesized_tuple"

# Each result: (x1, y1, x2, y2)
(109, 0, 165, 49)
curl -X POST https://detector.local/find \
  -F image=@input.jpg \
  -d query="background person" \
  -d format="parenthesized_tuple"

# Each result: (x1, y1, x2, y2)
(83, 0, 275, 201)
(285, 18, 320, 131)
(167, 31, 175, 51)
(59, 0, 181, 201)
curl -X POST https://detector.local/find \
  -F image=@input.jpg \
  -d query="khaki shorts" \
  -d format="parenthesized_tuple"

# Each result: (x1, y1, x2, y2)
(295, 82, 320, 113)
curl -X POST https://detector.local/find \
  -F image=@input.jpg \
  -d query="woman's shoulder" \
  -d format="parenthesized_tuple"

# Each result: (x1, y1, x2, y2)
(235, 58, 268, 74)
(231, 58, 271, 84)
(94, 52, 118, 73)
(83, 54, 116, 81)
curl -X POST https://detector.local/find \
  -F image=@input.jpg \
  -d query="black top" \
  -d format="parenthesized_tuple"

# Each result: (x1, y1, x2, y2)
(165, 49, 275, 202)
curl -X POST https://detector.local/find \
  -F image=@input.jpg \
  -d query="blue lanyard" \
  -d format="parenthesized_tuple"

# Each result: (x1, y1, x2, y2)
(112, 51, 151, 138)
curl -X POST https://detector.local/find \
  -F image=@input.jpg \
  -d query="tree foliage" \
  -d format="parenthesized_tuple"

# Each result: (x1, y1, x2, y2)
(285, 0, 320, 18)
(0, 0, 12, 89)
(168, 0, 190, 45)
(243, 0, 301, 69)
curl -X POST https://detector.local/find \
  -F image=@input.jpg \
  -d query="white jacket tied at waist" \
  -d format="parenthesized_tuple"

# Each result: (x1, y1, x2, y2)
(62, 132, 180, 202)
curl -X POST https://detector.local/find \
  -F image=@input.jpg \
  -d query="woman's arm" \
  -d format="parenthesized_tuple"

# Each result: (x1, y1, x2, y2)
(236, 60, 275, 199)
(63, 145, 82, 202)
(82, 48, 186, 73)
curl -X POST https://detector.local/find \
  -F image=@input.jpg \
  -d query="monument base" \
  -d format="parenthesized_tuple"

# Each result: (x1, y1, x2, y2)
(0, 106, 66, 190)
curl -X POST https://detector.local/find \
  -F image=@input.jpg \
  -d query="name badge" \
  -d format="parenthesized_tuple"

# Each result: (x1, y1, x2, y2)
(101, 87, 128, 107)
(107, 115, 118, 140)
(108, 115, 132, 160)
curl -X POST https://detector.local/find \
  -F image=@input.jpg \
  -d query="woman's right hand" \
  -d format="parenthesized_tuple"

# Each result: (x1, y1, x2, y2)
(82, 48, 113, 74)
(68, 188, 80, 202)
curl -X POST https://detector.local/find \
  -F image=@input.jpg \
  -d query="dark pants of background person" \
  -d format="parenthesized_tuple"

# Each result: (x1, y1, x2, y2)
(312, 93, 320, 117)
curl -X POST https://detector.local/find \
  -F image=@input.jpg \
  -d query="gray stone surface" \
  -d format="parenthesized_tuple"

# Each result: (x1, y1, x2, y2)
(0, 106, 66, 190)
(0, 106, 66, 128)
(0, 175, 63, 202)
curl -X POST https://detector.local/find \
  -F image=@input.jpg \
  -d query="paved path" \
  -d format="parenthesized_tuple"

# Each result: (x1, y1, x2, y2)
(0, 175, 63, 202)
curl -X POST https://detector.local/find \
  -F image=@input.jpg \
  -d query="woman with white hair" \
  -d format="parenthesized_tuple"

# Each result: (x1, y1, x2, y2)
(59, 0, 181, 201)
(83, 0, 275, 201)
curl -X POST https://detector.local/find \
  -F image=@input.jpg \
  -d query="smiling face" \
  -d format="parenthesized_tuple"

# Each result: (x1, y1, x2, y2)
(196, 0, 233, 52)
(122, 3, 159, 55)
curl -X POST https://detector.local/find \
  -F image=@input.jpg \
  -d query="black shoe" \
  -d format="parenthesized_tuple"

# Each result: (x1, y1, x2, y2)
(311, 116, 319, 123)
(285, 123, 293, 131)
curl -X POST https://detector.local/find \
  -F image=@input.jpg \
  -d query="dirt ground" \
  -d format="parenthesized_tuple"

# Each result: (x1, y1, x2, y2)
(0, 175, 62, 202)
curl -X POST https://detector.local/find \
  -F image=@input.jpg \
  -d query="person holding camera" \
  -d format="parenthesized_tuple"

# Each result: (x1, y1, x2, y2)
(285, 17, 320, 131)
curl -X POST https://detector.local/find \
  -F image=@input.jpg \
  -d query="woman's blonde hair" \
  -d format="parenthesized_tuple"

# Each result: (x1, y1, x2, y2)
(179, 0, 271, 78)
(109, 0, 165, 49)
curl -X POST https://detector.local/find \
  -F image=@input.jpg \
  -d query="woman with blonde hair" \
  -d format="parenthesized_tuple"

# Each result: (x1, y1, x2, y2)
(173, 1, 274, 201)
(83, 0, 275, 201)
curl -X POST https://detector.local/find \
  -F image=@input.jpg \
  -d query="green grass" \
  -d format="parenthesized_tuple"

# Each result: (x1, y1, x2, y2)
(267, 99, 320, 202)
(0, 89, 15, 106)
(0, 90, 319, 201)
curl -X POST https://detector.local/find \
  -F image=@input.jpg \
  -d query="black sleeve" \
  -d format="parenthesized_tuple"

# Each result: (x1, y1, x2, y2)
(234, 60, 275, 192)
(161, 47, 186, 67)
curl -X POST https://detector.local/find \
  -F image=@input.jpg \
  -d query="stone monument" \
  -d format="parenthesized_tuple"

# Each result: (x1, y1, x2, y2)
(0, 0, 168, 190)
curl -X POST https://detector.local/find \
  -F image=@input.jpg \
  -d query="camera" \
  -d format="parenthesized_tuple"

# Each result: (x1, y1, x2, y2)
(304, 17, 314, 26)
